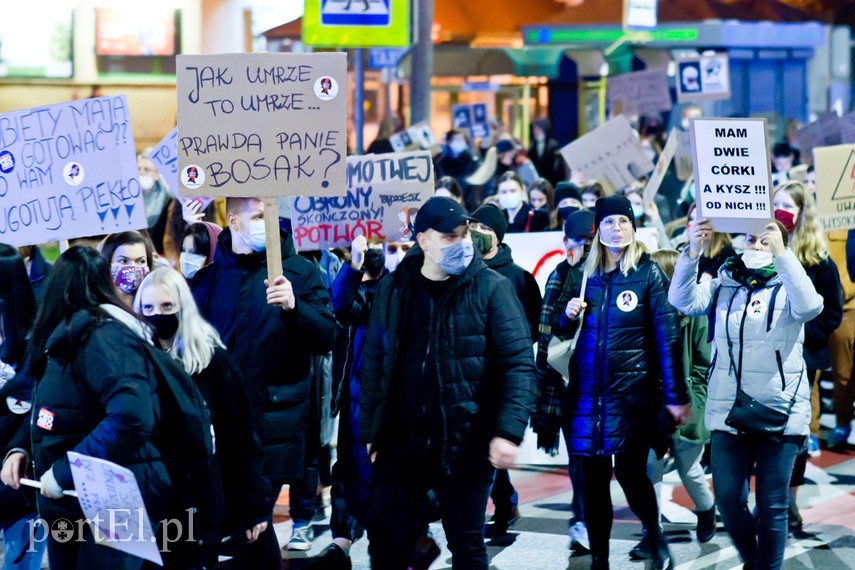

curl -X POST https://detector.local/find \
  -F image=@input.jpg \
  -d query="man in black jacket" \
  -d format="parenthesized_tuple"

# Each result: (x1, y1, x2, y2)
(360, 197, 536, 569)
(192, 197, 336, 559)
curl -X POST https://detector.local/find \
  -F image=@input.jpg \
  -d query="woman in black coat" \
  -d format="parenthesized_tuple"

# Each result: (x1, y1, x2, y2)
(1, 246, 169, 570)
(553, 196, 690, 570)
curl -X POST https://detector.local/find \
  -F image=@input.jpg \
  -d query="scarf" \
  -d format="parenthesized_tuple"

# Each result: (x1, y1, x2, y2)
(722, 256, 777, 290)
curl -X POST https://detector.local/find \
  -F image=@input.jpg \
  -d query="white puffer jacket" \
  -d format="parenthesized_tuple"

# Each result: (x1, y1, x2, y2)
(668, 249, 823, 437)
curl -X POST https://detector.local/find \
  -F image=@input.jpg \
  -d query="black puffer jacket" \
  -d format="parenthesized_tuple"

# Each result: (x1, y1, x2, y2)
(483, 243, 543, 340)
(360, 249, 536, 474)
(29, 309, 170, 522)
(553, 254, 688, 456)
(192, 229, 336, 484)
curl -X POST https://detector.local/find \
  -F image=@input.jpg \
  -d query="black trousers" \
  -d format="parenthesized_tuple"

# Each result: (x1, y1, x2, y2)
(366, 446, 493, 570)
(578, 448, 662, 559)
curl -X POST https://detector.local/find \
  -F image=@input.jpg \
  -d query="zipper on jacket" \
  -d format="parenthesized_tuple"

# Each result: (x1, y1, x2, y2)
(594, 272, 613, 455)
(735, 290, 752, 385)
(775, 350, 786, 393)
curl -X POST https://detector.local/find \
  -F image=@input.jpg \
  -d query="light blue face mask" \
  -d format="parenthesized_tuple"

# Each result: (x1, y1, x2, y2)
(432, 239, 474, 276)
(244, 220, 267, 252)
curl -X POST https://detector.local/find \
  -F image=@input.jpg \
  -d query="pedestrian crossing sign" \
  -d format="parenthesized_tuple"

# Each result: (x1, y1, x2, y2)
(303, 0, 410, 48)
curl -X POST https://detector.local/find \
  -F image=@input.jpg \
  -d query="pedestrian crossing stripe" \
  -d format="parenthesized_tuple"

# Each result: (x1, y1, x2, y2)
(321, 0, 391, 27)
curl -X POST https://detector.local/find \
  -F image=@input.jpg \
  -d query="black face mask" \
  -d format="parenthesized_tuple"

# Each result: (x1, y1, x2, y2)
(147, 313, 180, 340)
(363, 248, 385, 278)
(558, 206, 580, 221)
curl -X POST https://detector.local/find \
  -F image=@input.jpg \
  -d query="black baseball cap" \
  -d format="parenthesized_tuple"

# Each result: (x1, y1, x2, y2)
(413, 196, 474, 235)
(563, 210, 596, 240)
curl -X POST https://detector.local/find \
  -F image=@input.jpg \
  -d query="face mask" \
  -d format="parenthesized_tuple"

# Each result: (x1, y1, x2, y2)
(448, 140, 468, 155)
(385, 252, 401, 273)
(599, 234, 634, 249)
(139, 175, 155, 191)
(111, 265, 148, 295)
(742, 250, 775, 269)
(498, 192, 522, 211)
(179, 252, 207, 279)
(558, 206, 579, 221)
(470, 230, 493, 255)
(632, 204, 645, 219)
(533, 133, 545, 143)
(242, 219, 267, 252)
(146, 313, 180, 340)
(681, 118, 691, 130)
(363, 248, 385, 276)
(774, 209, 796, 234)
(429, 239, 474, 276)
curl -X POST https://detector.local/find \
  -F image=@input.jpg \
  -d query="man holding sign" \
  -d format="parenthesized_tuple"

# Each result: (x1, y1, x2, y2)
(192, 197, 336, 560)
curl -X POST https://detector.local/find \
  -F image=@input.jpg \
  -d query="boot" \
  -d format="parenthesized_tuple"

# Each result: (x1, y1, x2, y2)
(590, 555, 609, 570)
(648, 533, 674, 570)
(696, 507, 716, 543)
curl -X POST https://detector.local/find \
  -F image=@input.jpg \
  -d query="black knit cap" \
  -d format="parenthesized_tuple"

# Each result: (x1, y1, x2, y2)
(554, 182, 582, 205)
(594, 195, 636, 230)
(472, 204, 508, 243)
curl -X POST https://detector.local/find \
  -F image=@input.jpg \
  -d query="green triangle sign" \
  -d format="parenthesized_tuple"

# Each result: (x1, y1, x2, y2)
(831, 150, 855, 201)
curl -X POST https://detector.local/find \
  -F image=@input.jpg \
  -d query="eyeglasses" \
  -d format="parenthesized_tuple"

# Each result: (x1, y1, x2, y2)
(600, 218, 632, 230)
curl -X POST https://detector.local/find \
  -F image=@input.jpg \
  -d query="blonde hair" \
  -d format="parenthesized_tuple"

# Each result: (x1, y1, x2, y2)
(650, 249, 679, 281)
(687, 203, 732, 258)
(583, 229, 649, 277)
(773, 181, 827, 266)
(134, 267, 225, 375)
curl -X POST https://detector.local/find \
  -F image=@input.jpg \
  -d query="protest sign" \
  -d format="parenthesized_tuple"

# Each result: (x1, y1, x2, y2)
(67, 451, 162, 565)
(795, 112, 842, 165)
(675, 54, 730, 103)
(502, 231, 564, 294)
(642, 128, 678, 208)
(149, 128, 214, 213)
(0, 96, 146, 247)
(559, 116, 655, 190)
(607, 68, 672, 117)
(389, 122, 436, 153)
(690, 117, 773, 233)
(674, 130, 694, 181)
(814, 143, 855, 231)
(290, 151, 434, 251)
(451, 104, 489, 140)
(175, 52, 348, 198)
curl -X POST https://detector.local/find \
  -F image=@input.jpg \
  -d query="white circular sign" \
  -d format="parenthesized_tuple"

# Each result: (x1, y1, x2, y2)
(314, 76, 339, 101)
(62, 162, 84, 186)
(616, 290, 638, 312)
(181, 165, 205, 190)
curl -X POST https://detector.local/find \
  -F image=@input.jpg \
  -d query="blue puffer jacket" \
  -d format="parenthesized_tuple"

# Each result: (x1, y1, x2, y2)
(553, 253, 688, 456)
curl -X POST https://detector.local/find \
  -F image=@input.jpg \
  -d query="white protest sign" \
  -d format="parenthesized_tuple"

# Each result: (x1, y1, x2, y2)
(794, 112, 842, 166)
(67, 451, 162, 566)
(643, 128, 678, 208)
(149, 128, 214, 213)
(176, 52, 347, 198)
(290, 151, 434, 251)
(624, 0, 658, 29)
(814, 143, 855, 231)
(607, 68, 672, 117)
(676, 54, 730, 103)
(559, 116, 655, 190)
(690, 117, 773, 233)
(0, 96, 146, 246)
(502, 231, 565, 294)
(389, 122, 436, 153)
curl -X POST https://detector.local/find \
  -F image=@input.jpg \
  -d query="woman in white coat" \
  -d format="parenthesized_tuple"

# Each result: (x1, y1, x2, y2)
(668, 219, 822, 570)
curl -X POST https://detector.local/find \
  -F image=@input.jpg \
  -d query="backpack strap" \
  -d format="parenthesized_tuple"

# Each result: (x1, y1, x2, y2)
(766, 283, 782, 333)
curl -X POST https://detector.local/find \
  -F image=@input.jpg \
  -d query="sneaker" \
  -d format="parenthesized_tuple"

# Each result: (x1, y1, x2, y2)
(695, 507, 716, 544)
(287, 524, 315, 551)
(807, 434, 821, 458)
(828, 425, 852, 449)
(409, 535, 441, 570)
(568, 521, 589, 551)
(629, 538, 652, 560)
(788, 502, 803, 533)
(484, 507, 521, 537)
(307, 544, 352, 570)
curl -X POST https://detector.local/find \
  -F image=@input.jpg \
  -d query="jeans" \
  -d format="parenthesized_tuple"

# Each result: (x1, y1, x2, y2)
(289, 460, 320, 526)
(711, 431, 803, 570)
(489, 469, 519, 518)
(2, 515, 46, 570)
(366, 446, 493, 570)
(578, 449, 662, 560)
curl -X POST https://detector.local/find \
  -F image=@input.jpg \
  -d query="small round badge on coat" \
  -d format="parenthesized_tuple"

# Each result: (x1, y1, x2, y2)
(6, 396, 31, 415)
(617, 290, 638, 312)
(748, 298, 765, 317)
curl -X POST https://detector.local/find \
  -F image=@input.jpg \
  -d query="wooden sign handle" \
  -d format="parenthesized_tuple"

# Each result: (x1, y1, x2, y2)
(263, 197, 283, 283)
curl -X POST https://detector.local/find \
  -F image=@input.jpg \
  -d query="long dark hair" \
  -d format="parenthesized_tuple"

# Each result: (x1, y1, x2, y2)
(0, 244, 36, 369)
(28, 246, 137, 379)
(101, 230, 155, 268)
(182, 223, 212, 259)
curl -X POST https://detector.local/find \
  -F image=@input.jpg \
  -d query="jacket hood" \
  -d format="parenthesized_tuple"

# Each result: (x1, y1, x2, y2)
(46, 305, 152, 359)
(214, 227, 297, 269)
(484, 243, 513, 271)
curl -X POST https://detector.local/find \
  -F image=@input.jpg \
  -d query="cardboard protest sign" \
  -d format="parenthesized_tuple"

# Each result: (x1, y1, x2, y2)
(290, 151, 434, 251)
(0, 96, 146, 247)
(676, 54, 730, 103)
(559, 116, 655, 190)
(674, 130, 694, 181)
(795, 112, 842, 165)
(176, 52, 347, 198)
(642, 129, 678, 208)
(607, 68, 672, 117)
(814, 143, 855, 231)
(149, 128, 214, 213)
(690, 117, 773, 233)
(67, 451, 162, 565)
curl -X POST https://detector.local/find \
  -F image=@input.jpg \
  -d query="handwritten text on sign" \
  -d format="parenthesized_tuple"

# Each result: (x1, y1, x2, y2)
(690, 118, 773, 233)
(0, 96, 145, 246)
(290, 151, 434, 251)
(176, 52, 347, 198)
